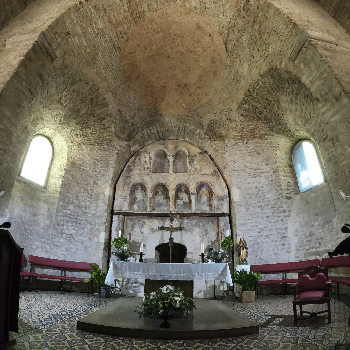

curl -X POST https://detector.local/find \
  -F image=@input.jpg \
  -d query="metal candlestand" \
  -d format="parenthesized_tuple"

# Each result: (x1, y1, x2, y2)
(200, 253, 205, 263)
(139, 252, 144, 262)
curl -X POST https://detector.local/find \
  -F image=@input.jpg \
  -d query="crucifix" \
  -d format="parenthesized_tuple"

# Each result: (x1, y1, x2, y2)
(158, 216, 184, 263)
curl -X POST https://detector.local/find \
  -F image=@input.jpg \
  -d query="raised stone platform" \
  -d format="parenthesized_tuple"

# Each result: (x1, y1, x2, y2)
(77, 297, 259, 340)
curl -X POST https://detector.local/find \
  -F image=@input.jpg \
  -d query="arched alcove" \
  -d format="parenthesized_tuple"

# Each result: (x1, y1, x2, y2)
(173, 150, 188, 173)
(175, 184, 191, 212)
(155, 242, 187, 263)
(152, 184, 170, 212)
(152, 149, 169, 173)
(196, 183, 213, 211)
(129, 183, 147, 211)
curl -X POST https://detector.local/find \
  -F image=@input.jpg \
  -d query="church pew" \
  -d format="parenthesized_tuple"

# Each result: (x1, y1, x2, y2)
(251, 259, 320, 296)
(321, 256, 350, 300)
(20, 255, 93, 293)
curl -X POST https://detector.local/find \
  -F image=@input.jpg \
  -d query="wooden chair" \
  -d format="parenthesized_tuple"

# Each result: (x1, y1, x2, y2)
(293, 266, 331, 325)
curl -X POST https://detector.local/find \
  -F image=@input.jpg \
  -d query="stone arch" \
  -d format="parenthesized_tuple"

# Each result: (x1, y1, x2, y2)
(238, 68, 319, 138)
(129, 183, 147, 211)
(152, 149, 169, 173)
(174, 184, 191, 212)
(196, 183, 213, 211)
(151, 184, 170, 212)
(173, 149, 188, 173)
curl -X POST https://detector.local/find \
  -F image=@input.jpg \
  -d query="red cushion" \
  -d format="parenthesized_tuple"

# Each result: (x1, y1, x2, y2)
(296, 290, 326, 301)
(29, 255, 92, 271)
(251, 259, 320, 273)
(329, 277, 350, 285)
(321, 256, 350, 268)
(300, 273, 327, 289)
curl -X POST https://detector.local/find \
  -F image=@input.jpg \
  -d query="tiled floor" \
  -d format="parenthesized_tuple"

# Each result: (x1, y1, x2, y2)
(9, 291, 350, 349)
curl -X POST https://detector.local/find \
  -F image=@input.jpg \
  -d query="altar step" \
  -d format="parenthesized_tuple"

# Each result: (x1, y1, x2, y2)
(77, 297, 259, 340)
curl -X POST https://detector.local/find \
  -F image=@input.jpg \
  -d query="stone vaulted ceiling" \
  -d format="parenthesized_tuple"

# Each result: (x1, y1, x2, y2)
(1, 0, 350, 145)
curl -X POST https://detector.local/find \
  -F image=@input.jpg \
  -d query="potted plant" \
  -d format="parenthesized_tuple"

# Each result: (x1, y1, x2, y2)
(112, 237, 133, 261)
(232, 269, 260, 303)
(84, 263, 110, 298)
(136, 284, 196, 328)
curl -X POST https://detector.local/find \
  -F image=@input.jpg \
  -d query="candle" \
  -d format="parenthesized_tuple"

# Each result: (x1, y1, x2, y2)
(201, 243, 204, 254)
(140, 243, 143, 253)
(118, 230, 121, 237)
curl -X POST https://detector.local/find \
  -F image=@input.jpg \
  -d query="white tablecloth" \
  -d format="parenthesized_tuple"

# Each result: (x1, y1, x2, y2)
(105, 262, 233, 286)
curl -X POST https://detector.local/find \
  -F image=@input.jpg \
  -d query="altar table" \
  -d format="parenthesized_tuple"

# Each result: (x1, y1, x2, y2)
(105, 262, 233, 287)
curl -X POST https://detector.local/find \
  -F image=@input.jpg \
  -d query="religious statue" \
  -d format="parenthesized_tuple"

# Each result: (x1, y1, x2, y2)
(238, 237, 248, 264)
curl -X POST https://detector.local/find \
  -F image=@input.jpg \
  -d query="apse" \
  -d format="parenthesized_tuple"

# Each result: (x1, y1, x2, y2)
(111, 140, 231, 273)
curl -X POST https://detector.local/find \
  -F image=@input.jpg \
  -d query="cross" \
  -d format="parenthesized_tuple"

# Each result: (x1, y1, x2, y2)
(158, 216, 184, 239)
(158, 216, 184, 263)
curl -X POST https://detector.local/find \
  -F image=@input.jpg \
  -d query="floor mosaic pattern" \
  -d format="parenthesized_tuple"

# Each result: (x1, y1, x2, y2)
(9, 291, 350, 349)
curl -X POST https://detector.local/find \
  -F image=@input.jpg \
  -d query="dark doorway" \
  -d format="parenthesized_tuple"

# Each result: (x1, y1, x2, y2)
(155, 243, 187, 263)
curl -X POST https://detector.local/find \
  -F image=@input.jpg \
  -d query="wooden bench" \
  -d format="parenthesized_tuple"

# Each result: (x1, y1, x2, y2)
(321, 255, 350, 300)
(251, 259, 320, 296)
(20, 255, 93, 293)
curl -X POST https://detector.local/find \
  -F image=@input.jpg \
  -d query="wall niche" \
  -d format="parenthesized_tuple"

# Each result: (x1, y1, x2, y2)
(129, 183, 147, 211)
(173, 150, 188, 173)
(152, 149, 169, 173)
(196, 183, 213, 211)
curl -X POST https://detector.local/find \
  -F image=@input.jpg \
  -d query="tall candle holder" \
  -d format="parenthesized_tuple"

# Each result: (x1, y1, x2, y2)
(200, 253, 205, 263)
(139, 252, 144, 262)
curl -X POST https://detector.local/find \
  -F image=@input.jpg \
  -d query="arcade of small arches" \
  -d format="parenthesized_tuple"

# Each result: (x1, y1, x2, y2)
(129, 182, 213, 212)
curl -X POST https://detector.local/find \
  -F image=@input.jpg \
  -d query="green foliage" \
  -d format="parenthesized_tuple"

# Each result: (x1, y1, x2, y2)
(136, 285, 196, 319)
(207, 248, 227, 263)
(221, 237, 234, 250)
(233, 270, 260, 291)
(112, 237, 133, 261)
(84, 263, 107, 288)
(112, 237, 128, 249)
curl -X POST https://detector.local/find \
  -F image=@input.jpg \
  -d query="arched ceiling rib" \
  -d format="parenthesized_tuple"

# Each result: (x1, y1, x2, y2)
(0, 0, 350, 143)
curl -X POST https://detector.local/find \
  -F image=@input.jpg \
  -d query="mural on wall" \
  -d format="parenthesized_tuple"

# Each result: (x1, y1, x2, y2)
(112, 140, 231, 297)
(129, 183, 147, 211)
(153, 184, 170, 212)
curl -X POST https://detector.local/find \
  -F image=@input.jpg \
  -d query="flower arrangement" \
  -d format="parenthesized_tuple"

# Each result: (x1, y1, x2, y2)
(136, 285, 196, 327)
(112, 237, 133, 261)
(207, 247, 228, 263)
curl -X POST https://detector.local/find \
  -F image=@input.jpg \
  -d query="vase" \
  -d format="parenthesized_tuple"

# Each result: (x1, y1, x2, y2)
(159, 313, 171, 328)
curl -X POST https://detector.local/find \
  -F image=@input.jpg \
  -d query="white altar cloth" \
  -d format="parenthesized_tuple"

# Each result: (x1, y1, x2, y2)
(105, 262, 233, 286)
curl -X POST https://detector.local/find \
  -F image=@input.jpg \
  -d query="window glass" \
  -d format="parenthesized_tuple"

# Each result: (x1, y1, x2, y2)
(293, 141, 324, 192)
(20, 136, 53, 186)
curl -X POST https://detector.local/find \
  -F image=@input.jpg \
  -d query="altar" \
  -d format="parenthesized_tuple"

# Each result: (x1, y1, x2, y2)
(105, 261, 233, 298)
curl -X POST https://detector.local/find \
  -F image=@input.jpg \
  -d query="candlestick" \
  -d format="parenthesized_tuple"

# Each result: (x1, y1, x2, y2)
(200, 253, 205, 263)
(139, 252, 144, 262)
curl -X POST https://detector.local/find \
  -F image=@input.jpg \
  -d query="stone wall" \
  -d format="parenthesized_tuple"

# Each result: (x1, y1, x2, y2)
(1, 0, 350, 281)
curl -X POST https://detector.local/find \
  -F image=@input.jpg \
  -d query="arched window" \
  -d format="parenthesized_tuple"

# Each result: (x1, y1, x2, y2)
(292, 140, 324, 192)
(20, 135, 53, 186)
